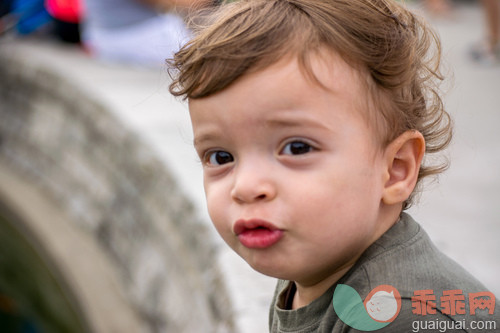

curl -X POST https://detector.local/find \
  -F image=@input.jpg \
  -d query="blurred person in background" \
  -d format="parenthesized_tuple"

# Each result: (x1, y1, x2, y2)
(0, 0, 52, 36)
(45, 0, 81, 43)
(470, 0, 500, 64)
(0, 0, 81, 43)
(81, 0, 214, 67)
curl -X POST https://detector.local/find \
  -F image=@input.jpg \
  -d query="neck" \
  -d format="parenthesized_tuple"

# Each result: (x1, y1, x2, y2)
(292, 264, 352, 309)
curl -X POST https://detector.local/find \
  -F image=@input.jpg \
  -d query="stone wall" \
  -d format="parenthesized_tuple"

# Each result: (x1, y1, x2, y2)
(0, 40, 234, 333)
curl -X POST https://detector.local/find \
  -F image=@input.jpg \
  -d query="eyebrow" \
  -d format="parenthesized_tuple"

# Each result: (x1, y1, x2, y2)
(192, 112, 331, 147)
(193, 133, 218, 147)
(265, 114, 331, 131)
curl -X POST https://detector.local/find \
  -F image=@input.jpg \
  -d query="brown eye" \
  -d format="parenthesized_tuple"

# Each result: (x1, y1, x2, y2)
(206, 151, 234, 166)
(281, 141, 313, 155)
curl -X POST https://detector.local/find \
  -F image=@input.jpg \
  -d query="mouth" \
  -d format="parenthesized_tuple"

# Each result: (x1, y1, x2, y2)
(233, 219, 283, 249)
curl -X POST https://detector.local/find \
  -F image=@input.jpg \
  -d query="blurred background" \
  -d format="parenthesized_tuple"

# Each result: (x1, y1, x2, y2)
(0, 0, 499, 332)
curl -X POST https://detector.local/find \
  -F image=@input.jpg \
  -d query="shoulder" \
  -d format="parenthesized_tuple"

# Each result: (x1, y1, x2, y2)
(338, 213, 499, 332)
(354, 213, 487, 294)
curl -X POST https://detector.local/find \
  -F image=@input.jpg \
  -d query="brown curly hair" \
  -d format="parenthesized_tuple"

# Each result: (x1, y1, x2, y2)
(168, 0, 453, 208)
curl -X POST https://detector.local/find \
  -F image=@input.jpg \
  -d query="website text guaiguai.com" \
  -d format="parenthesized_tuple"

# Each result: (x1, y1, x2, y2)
(411, 318, 497, 332)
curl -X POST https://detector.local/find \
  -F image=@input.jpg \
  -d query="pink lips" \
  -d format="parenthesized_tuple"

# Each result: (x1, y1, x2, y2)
(234, 219, 283, 249)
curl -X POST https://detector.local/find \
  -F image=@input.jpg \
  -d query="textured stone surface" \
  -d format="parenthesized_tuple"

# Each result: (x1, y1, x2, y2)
(0, 40, 234, 333)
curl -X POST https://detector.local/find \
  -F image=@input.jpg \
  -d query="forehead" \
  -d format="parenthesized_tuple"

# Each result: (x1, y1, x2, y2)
(189, 50, 371, 127)
(188, 50, 381, 152)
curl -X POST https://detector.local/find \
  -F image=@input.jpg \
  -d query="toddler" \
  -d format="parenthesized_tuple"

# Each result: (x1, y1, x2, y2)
(168, 0, 499, 331)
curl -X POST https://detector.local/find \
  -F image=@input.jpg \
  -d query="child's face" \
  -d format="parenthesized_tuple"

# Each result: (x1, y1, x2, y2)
(189, 52, 392, 286)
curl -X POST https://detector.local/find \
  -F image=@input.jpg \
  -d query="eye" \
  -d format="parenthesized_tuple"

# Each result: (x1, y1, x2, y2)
(281, 141, 314, 156)
(204, 150, 234, 166)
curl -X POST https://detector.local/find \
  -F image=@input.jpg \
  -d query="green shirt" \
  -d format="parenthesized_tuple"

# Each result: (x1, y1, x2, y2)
(269, 213, 499, 332)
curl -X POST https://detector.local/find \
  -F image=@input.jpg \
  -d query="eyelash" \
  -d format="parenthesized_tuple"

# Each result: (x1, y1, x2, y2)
(203, 150, 234, 166)
(280, 140, 314, 156)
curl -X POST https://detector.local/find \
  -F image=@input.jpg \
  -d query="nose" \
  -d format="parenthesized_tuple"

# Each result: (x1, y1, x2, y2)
(230, 160, 277, 204)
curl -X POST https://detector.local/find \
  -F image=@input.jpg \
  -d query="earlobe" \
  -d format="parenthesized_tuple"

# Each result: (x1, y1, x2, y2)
(382, 131, 425, 205)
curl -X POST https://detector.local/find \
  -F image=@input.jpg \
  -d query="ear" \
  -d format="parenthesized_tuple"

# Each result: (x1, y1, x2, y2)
(382, 130, 425, 205)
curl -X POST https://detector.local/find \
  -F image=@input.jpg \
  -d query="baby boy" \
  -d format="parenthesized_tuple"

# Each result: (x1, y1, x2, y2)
(168, 0, 499, 331)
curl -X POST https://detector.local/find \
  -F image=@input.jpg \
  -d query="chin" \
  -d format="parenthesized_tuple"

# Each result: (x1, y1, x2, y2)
(243, 252, 290, 279)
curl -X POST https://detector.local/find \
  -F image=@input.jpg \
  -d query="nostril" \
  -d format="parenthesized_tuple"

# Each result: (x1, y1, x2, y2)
(256, 194, 267, 200)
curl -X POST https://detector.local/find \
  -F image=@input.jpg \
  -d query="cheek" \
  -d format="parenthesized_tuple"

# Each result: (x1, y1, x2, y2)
(204, 182, 232, 232)
(294, 169, 382, 231)
(205, 187, 221, 221)
(340, 158, 385, 198)
(313, 168, 378, 205)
